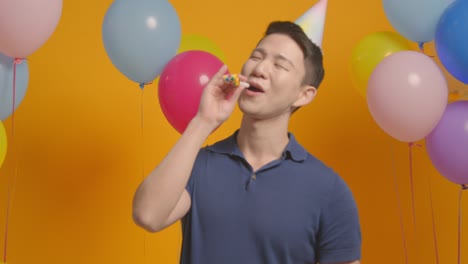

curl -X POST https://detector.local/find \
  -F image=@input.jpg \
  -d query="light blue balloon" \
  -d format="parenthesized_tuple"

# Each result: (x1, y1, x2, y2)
(383, 0, 455, 44)
(102, 0, 182, 86)
(0, 53, 29, 121)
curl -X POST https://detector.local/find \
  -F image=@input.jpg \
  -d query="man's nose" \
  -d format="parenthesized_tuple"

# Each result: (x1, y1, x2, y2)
(252, 61, 269, 79)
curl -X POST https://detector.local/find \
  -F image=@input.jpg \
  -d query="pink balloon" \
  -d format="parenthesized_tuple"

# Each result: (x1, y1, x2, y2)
(0, 0, 63, 58)
(158, 50, 227, 134)
(367, 51, 448, 142)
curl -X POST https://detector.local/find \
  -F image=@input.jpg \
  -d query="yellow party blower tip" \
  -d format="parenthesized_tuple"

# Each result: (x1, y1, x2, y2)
(223, 74, 249, 87)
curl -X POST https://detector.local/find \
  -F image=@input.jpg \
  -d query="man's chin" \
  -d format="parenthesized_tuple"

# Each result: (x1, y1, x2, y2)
(238, 101, 255, 114)
(238, 105, 264, 119)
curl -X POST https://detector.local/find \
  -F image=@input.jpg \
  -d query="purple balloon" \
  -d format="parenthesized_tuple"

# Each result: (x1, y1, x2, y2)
(426, 101, 468, 185)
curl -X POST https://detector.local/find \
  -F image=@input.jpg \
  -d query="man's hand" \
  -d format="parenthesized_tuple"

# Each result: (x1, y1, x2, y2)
(195, 65, 248, 129)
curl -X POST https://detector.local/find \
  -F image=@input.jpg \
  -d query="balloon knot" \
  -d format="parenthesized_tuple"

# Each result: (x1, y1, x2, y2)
(418, 42, 425, 52)
(14, 58, 24, 64)
(462, 184, 468, 190)
(409, 142, 422, 148)
(139, 81, 154, 89)
(417, 42, 436, 58)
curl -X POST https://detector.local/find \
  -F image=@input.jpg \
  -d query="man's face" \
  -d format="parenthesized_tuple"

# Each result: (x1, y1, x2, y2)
(239, 33, 315, 119)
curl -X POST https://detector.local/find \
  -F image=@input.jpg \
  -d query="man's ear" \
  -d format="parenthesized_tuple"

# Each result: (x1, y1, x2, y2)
(292, 85, 317, 108)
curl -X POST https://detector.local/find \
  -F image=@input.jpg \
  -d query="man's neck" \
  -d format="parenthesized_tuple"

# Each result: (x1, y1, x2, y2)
(236, 115, 290, 167)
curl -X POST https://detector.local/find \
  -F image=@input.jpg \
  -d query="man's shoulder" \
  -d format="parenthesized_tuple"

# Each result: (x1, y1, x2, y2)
(203, 132, 237, 155)
(302, 151, 340, 177)
(302, 153, 358, 209)
(190, 135, 236, 167)
(295, 148, 354, 194)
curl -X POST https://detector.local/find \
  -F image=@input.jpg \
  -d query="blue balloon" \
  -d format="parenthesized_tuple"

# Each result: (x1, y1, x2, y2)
(383, 0, 454, 43)
(0, 53, 29, 121)
(435, 0, 468, 84)
(102, 0, 182, 86)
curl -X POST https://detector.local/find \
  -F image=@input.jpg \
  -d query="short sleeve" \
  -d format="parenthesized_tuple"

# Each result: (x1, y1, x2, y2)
(316, 175, 362, 263)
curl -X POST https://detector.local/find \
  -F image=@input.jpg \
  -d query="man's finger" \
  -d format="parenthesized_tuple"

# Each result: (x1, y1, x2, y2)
(227, 84, 247, 104)
(203, 64, 228, 89)
(211, 65, 228, 83)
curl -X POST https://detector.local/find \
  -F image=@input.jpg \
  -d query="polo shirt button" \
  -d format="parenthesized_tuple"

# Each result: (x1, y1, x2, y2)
(251, 174, 257, 180)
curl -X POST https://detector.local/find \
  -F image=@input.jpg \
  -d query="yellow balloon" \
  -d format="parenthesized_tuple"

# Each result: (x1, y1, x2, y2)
(178, 34, 226, 62)
(0, 121, 6, 168)
(350, 31, 413, 98)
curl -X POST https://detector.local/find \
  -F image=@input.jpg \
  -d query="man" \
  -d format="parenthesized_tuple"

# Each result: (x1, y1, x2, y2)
(132, 21, 362, 264)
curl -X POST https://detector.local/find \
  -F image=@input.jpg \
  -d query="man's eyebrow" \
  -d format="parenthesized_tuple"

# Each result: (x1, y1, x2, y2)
(275, 54, 295, 68)
(252, 48, 266, 55)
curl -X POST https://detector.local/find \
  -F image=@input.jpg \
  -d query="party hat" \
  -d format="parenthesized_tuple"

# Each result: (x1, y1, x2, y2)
(295, 0, 328, 48)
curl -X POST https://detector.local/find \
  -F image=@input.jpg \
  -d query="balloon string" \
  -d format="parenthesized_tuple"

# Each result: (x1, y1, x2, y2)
(2, 162, 18, 264)
(391, 141, 409, 264)
(141, 88, 144, 133)
(11, 59, 21, 139)
(459, 185, 467, 264)
(427, 173, 440, 264)
(3, 186, 10, 263)
(140, 88, 147, 263)
(408, 142, 421, 229)
(3, 58, 23, 262)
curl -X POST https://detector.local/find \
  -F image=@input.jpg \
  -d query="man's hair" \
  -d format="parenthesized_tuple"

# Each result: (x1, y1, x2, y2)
(261, 21, 325, 89)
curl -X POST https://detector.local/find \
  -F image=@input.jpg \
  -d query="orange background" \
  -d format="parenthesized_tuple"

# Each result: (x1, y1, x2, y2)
(0, 0, 467, 263)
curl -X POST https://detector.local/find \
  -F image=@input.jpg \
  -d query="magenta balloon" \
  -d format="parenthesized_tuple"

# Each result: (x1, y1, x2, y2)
(367, 51, 448, 142)
(426, 101, 468, 185)
(158, 50, 227, 134)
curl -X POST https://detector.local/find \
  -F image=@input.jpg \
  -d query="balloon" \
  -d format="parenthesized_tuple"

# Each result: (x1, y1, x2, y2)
(383, 0, 454, 44)
(426, 101, 468, 185)
(0, 120, 6, 168)
(0, 0, 63, 58)
(158, 50, 227, 134)
(178, 34, 226, 62)
(350, 31, 413, 98)
(102, 0, 182, 86)
(435, 0, 468, 84)
(0, 53, 29, 120)
(367, 51, 448, 142)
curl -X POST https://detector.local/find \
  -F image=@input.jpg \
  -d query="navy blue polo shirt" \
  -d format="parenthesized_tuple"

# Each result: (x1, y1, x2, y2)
(180, 130, 361, 264)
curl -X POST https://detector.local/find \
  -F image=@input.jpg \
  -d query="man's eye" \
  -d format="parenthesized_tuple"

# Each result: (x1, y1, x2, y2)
(275, 64, 288, 70)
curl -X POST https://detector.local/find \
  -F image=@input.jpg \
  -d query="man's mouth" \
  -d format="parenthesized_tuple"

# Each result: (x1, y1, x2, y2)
(247, 85, 264, 93)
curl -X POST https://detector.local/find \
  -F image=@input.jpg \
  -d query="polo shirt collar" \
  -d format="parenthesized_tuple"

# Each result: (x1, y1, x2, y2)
(207, 130, 307, 162)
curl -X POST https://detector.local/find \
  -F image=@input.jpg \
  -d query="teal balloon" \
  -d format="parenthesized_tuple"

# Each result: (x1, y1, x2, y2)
(383, 0, 455, 43)
(102, 0, 182, 85)
(0, 53, 29, 121)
